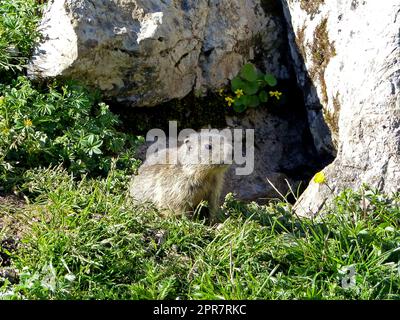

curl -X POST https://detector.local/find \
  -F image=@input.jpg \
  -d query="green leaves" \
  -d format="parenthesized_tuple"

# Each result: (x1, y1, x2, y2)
(232, 77, 259, 96)
(264, 74, 277, 87)
(0, 0, 40, 75)
(240, 63, 258, 82)
(246, 95, 260, 108)
(233, 102, 246, 113)
(0, 1, 141, 188)
(231, 77, 245, 92)
(81, 134, 103, 156)
(228, 63, 279, 113)
(242, 81, 259, 95)
(0, 76, 139, 186)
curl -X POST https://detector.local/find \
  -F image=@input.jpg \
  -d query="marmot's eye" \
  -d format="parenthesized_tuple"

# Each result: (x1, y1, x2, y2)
(205, 144, 212, 150)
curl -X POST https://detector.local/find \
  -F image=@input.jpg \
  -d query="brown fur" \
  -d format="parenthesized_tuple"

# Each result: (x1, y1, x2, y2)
(129, 132, 232, 222)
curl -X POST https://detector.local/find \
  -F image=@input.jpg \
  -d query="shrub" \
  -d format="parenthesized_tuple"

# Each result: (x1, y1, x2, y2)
(0, 0, 40, 76)
(0, 76, 142, 189)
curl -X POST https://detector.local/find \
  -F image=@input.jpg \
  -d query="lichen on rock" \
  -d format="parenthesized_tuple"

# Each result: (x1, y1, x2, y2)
(299, 0, 325, 18)
(308, 18, 336, 105)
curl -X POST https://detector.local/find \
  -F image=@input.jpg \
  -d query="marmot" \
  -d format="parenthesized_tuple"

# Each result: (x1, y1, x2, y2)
(129, 131, 233, 222)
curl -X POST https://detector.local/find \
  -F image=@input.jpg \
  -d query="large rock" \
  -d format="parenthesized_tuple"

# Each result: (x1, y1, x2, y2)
(281, 0, 400, 216)
(28, 0, 286, 107)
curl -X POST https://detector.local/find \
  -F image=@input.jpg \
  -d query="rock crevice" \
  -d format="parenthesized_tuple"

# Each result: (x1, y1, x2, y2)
(282, 0, 400, 216)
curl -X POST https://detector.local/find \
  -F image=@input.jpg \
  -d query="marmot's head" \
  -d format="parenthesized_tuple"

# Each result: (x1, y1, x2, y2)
(179, 132, 233, 170)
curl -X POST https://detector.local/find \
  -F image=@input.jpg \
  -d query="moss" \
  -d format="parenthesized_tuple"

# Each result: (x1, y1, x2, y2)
(323, 92, 340, 149)
(304, 17, 337, 149)
(308, 18, 336, 105)
(310, 18, 336, 68)
(300, 0, 325, 18)
(332, 92, 341, 116)
(295, 24, 307, 59)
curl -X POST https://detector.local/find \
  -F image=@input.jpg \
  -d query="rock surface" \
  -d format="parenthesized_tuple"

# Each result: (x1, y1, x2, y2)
(282, 0, 400, 216)
(28, 0, 287, 107)
(223, 105, 318, 202)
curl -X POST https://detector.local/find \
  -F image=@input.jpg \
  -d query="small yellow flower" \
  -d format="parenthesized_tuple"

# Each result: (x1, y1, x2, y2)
(225, 96, 235, 107)
(0, 96, 5, 105)
(24, 119, 33, 127)
(218, 88, 225, 96)
(313, 171, 326, 184)
(1, 127, 9, 135)
(269, 90, 283, 100)
(234, 89, 244, 98)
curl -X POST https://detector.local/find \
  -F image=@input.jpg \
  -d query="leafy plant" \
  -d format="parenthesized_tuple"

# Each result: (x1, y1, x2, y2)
(0, 0, 40, 76)
(224, 63, 280, 113)
(0, 76, 142, 189)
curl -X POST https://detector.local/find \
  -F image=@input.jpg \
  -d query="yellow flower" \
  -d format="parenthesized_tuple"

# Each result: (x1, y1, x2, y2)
(1, 127, 9, 135)
(24, 119, 33, 127)
(225, 96, 235, 107)
(218, 88, 225, 96)
(313, 171, 326, 184)
(0, 96, 5, 105)
(234, 89, 244, 98)
(269, 90, 283, 100)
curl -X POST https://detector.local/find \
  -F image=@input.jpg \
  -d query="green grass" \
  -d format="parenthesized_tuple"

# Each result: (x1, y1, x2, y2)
(1, 167, 399, 300)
